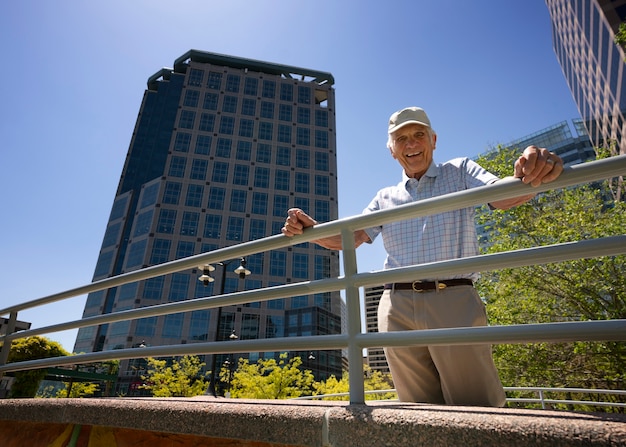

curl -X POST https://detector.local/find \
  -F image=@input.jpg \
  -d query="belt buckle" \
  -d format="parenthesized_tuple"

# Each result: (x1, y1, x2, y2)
(437, 281, 447, 290)
(412, 281, 424, 292)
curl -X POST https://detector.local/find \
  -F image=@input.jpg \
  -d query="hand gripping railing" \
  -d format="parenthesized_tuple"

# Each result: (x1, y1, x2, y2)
(1, 155, 626, 404)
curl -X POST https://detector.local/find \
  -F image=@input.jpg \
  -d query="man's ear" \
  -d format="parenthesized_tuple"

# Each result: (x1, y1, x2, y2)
(431, 132, 437, 149)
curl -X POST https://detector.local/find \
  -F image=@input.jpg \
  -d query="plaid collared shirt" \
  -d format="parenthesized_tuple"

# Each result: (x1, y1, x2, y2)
(363, 157, 498, 280)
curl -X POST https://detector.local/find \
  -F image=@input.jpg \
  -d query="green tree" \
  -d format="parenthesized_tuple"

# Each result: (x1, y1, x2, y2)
(6, 336, 69, 398)
(140, 355, 208, 397)
(615, 22, 626, 60)
(475, 148, 625, 411)
(225, 353, 314, 399)
(313, 366, 397, 401)
(56, 381, 99, 398)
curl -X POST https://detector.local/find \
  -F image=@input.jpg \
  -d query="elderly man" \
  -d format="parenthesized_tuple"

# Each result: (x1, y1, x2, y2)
(282, 107, 563, 406)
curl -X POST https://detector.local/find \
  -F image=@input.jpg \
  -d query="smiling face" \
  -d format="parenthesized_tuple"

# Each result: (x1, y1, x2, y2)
(389, 123, 437, 179)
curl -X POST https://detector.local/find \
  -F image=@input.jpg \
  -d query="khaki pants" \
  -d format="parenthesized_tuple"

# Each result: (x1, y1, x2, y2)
(378, 285, 506, 407)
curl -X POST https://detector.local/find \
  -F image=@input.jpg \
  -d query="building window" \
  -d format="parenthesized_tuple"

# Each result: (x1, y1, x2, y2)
(180, 211, 199, 236)
(244, 78, 258, 95)
(185, 184, 204, 207)
(141, 183, 160, 209)
(295, 172, 309, 194)
(229, 189, 247, 213)
(249, 218, 266, 240)
(211, 161, 229, 183)
(207, 187, 226, 210)
(256, 144, 271, 163)
(315, 109, 328, 127)
(296, 128, 310, 146)
(190, 159, 208, 180)
(203, 92, 218, 110)
(222, 95, 238, 113)
(135, 317, 157, 337)
(239, 119, 254, 138)
(315, 255, 331, 279)
(178, 110, 195, 129)
(315, 175, 329, 195)
(183, 90, 200, 107)
(176, 241, 195, 259)
(168, 156, 186, 178)
(94, 250, 114, 276)
(259, 122, 273, 140)
(291, 296, 309, 308)
(280, 83, 293, 101)
(124, 241, 145, 269)
(150, 238, 171, 264)
(298, 86, 311, 104)
(262, 80, 276, 98)
(189, 310, 211, 340)
(236, 141, 252, 161)
(277, 124, 292, 144)
(315, 152, 329, 171)
(188, 68, 204, 87)
(219, 116, 235, 135)
(274, 170, 290, 191)
(241, 314, 260, 340)
(260, 101, 274, 119)
(296, 148, 310, 168)
(273, 195, 289, 217)
(315, 200, 330, 222)
(162, 313, 184, 337)
(199, 113, 216, 132)
(253, 166, 270, 188)
(265, 315, 284, 338)
(162, 182, 182, 205)
(102, 222, 121, 248)
(292, 253, 308, 279)
(157, 209, 176, 234)
(168, 274, 189, 302)
(279, 104, 292, 122)
(276, 146, 291, 166)
(269, 251, 286, 276)
(216, 138, 232, 158)
(315, 130, 329, 148)
(226, 216, 244, 241)
(241, 98, 256, 116)
(251, 192, 268, 215)
(204, 214, 222, 239)
(297, 107, 310, 125)
(226, 74, 240, 92)
(143, 276, 164, 299)
(233, 164, 250, 185)
(208, 71, 223, 90)
(195, 135, 212, 155)
(174, 132, 191, 152)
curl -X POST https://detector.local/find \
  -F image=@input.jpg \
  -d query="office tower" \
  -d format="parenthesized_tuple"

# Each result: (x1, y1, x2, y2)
(546, 0, 626, 155)
(363, 286, 390, 374)
(73, 50, 343, 393)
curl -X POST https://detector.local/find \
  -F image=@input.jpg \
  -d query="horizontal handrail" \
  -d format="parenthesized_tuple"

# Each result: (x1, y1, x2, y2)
(0, 154, 625, 405)
(1, 154, 625, 317)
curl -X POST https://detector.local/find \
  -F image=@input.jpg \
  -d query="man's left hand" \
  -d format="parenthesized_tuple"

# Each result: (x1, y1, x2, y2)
(514, 145, 564, 187)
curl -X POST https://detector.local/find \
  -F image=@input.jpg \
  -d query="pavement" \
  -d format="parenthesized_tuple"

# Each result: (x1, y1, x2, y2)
(0, 396, 624, 446)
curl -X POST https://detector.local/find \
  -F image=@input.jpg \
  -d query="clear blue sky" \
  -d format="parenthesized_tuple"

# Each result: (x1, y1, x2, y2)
(0, 0, 580, 351)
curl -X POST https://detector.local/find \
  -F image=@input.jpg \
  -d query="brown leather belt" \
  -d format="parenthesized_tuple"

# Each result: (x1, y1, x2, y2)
(383, 279, 474, 292)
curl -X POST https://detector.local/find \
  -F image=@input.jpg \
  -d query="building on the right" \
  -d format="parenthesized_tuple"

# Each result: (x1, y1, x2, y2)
(546, 0, 626, 155)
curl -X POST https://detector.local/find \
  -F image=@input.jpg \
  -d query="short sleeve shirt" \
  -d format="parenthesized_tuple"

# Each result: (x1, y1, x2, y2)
(363, 157, 498, 279)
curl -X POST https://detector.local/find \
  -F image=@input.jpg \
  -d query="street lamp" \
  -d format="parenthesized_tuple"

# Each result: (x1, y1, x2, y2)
(199, 258, 251, 397)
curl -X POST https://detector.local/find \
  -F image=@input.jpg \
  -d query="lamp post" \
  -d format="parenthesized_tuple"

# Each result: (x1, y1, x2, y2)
(199, 258, 250, 397)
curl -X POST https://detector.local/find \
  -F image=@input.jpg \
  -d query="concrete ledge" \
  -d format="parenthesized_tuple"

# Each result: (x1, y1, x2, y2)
(0, 397, 624, 446)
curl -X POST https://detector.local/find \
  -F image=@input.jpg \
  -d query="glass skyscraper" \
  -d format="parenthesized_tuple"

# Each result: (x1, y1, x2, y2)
(546, 0, 626, 155)
(73, 50, 343, 393)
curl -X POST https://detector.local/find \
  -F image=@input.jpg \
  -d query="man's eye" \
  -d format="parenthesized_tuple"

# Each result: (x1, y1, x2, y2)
(415, 132, 424, 138)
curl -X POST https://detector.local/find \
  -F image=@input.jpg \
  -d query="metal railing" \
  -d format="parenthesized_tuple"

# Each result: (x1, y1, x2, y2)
(294, 387, 626, 410)
(1, 155, 626, 405)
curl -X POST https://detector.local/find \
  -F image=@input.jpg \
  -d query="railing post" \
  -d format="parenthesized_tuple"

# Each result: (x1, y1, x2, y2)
(0, 311, 18, 376)
(539, 389, 546, 409)
(341, 228, 365, 404)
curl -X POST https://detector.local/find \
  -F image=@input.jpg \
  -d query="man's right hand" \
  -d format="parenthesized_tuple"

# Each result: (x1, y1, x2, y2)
(281, 208, 318, 237)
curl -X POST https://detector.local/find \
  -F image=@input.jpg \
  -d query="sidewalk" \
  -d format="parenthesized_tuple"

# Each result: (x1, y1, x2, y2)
(0, 396, 624, 446)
